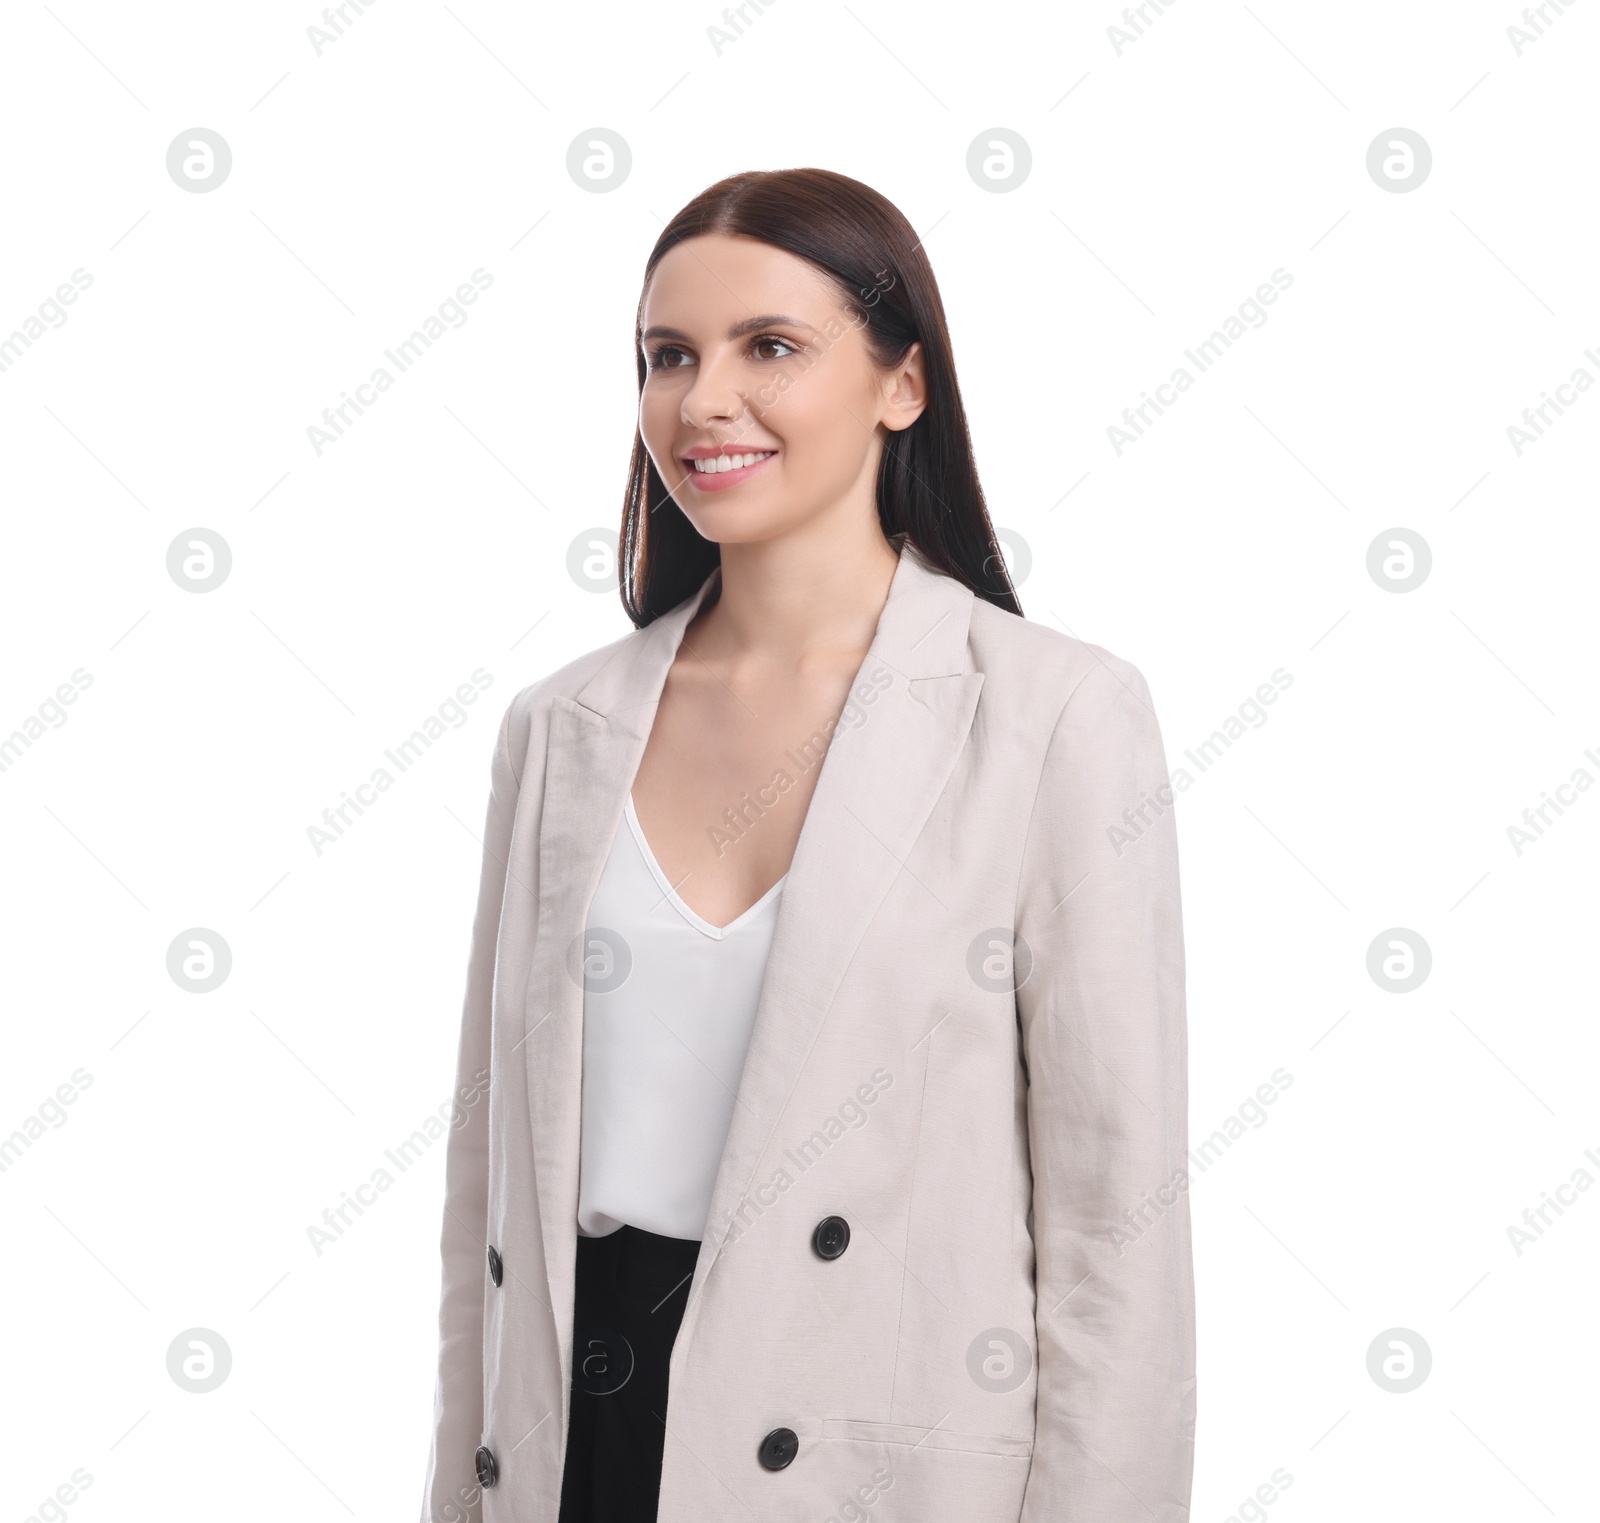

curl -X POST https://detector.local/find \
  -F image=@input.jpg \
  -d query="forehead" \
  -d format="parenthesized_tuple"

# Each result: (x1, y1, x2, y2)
(641, 233, 845, 330)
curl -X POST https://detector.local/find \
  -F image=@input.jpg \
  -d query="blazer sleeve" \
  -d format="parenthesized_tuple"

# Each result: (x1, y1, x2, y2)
(419, 699, 521, 1523)
(1013, 654, 1195, 1523)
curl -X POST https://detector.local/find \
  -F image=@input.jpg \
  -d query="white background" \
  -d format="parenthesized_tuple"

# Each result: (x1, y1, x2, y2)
(2, 1, 1596, 1519)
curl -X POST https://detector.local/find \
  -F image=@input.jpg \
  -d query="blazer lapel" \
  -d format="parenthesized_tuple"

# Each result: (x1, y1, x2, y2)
(681, 546, 984, 1319)
(523, 571, 720, 1325)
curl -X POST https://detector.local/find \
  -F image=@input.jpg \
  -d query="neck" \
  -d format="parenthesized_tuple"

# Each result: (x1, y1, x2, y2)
(696, 512, 901, 665)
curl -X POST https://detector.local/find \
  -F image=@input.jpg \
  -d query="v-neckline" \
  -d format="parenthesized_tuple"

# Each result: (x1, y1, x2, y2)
(624, 794, 787, 940)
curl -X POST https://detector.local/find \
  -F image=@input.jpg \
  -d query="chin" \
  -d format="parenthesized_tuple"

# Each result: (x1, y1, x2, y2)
(676, 499, 799, 547)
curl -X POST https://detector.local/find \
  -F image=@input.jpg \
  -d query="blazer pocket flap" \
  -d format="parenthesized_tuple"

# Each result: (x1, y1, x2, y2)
(820, 1419, 1032, 1459)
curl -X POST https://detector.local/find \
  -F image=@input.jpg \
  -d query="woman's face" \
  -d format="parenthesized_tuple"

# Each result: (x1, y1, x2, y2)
(636, 233, 925, 548)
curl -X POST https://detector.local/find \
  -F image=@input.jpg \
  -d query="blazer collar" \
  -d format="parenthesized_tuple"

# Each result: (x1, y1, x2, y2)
(569, 537, 975, 724)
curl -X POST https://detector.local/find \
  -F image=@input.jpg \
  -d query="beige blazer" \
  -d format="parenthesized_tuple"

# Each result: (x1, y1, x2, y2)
(419, 543, 1195, 1523)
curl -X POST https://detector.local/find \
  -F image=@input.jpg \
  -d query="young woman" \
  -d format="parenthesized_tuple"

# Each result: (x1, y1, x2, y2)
(420, 168, 1194, 1523)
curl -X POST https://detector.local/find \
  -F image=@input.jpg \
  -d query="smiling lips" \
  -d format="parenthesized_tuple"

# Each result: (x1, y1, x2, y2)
(680, 448, 777, 491)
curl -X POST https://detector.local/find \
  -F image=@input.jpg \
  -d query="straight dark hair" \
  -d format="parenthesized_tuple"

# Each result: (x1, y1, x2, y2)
(618, 167, 1023, 627)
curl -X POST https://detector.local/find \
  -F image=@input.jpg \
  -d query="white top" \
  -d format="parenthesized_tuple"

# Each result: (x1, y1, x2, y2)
(575, 794, 785, 1241)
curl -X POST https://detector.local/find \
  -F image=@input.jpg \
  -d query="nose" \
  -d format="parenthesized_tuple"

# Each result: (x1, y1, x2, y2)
(680, 346, 747, 429)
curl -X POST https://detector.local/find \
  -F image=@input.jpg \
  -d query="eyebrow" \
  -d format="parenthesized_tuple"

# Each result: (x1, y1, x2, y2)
(640, 313, 813, 344)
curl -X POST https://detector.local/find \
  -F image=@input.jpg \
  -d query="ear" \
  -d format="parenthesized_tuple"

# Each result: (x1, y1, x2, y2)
(881, 340, 928, 432)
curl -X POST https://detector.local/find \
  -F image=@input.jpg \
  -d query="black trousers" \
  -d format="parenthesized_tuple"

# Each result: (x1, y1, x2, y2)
(557, 1225, 701, 1523)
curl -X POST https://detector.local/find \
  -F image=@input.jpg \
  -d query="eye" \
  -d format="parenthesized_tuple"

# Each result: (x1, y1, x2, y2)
(643, 334, 799, 371)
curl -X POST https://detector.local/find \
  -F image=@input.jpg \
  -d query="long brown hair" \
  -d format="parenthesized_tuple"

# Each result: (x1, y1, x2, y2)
(618, 167, 1023, 626)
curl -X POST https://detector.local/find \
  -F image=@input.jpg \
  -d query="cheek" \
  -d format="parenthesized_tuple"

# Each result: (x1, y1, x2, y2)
(638, 388, 680, 467)
(638, 384, 670, 433)
(762, 381, 863, 464)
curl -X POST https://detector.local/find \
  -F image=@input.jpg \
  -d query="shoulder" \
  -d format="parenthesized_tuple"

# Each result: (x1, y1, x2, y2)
(968, 604, 1176, 861)
(967, 597, 1158, 734)
(492, 624, 648, 772)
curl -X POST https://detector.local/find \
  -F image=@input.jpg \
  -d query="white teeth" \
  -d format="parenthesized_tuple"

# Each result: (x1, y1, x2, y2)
(691, 450, 774, 473)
